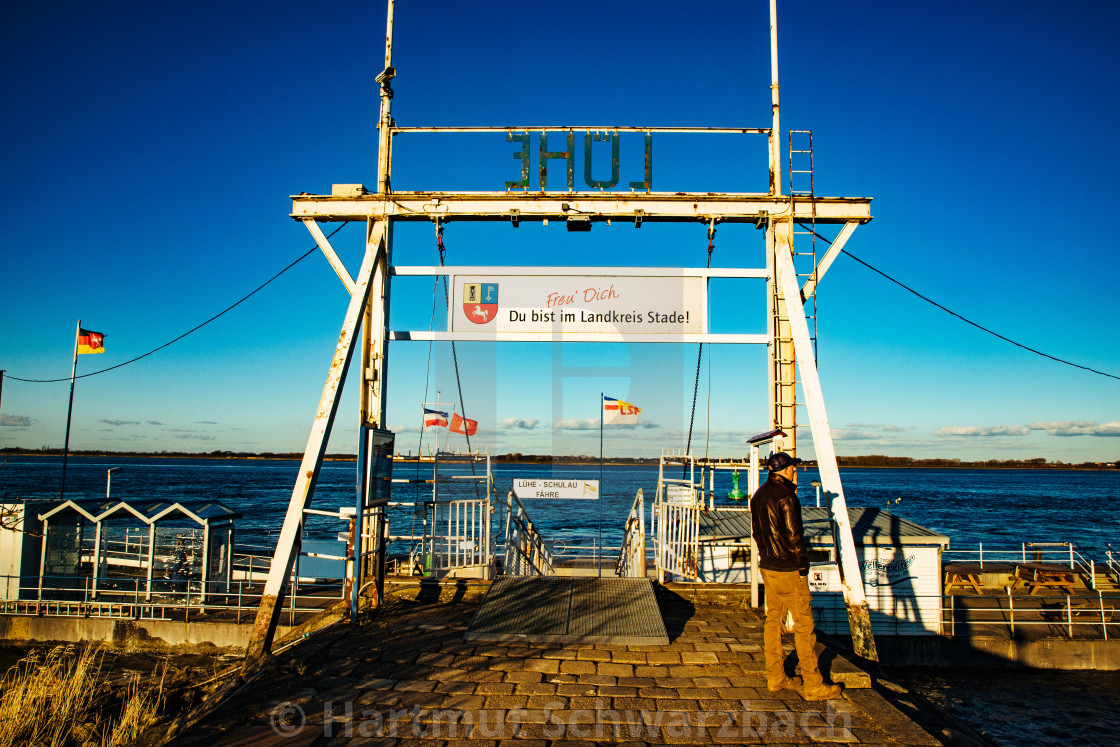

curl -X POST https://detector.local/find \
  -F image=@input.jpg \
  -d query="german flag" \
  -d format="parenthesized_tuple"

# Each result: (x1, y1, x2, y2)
(77, 329, 105, 354)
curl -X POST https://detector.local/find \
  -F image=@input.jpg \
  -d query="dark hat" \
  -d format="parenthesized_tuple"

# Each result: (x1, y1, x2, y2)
(767, 451, 803, 471)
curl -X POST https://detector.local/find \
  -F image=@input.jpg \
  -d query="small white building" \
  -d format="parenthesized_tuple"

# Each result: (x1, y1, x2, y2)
(698, 506, 949, 636)
(0, 502, 44, 601)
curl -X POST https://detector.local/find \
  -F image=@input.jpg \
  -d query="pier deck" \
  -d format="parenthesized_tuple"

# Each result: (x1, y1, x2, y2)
(177, 581, 941, 746)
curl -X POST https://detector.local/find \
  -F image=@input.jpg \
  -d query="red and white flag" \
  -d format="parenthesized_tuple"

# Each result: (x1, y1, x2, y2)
(449, 412, 479, 436)
(423, 408, 449, 428)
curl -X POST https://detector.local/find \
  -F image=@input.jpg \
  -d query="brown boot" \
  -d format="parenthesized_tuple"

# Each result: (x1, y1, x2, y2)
(766, 675, 803, 692)
(802, 682, 842, 701)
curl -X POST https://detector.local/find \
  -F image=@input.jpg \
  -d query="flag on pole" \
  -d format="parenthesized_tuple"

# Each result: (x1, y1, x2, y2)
(449, 412, 478, 436)
(77, 329, 105, 354)
(423, 408, 449, 427)
(603, 395, 641, 425)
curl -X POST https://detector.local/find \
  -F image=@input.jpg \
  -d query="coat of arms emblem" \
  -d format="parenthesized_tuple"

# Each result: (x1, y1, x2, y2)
(463, 283, 498, 324)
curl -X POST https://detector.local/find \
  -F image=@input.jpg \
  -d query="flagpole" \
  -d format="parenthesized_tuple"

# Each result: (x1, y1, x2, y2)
(61, 319, 81, 498)
(598, 392, 604, 578)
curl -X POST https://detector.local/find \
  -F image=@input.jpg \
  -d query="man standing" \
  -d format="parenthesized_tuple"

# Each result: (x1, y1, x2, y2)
(751, 451, 841, 700)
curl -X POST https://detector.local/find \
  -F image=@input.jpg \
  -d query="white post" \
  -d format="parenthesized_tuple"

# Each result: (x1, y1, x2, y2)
(92, 521, 102, 600)
(376, 0, 395, 195)
(37, 517, 48, 600)
(749, 443, 760, 608)
(768, 0, 781, 197)
(145, 524, 155, 602)
(1102, 591, 1108, 641)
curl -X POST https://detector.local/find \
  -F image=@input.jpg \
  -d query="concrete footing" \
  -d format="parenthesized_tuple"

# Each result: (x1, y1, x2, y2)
(0, 614, 290, 653)
(876, 634, 1120, 670)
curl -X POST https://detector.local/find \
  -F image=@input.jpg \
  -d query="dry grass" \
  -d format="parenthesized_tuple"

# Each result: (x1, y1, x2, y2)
(0, 645, 164, 747)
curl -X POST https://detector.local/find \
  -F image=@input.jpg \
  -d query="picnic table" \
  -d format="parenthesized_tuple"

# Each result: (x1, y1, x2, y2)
(943, 563, 984, 595)
(1011, 563, 1077, 595)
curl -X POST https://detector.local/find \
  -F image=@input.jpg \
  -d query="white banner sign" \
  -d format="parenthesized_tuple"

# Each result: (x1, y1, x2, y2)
(513, 479, 600, 500)
(452, 274, 704, 335)
(665, 484, 695, 505)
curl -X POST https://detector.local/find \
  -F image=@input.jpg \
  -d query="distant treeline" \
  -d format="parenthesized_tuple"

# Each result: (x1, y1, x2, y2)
(834, 455, 1118, 469)
(0, 447, 353, 461)
(493, 453, 659, 464)
(2, 447, 1115, 469)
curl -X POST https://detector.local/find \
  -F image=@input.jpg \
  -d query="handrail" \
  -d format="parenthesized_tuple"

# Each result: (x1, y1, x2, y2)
(0, 573, 344, 626)
(412, 496, 492, 577)
(935, 589, 1118, 641)
(503, 491, 553, 576)
(616, 489, 646, 578)
(944, 541, 1098, 589)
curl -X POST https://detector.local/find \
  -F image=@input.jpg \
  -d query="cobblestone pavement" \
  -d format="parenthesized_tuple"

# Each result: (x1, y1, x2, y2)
(182, 581, 941, 746)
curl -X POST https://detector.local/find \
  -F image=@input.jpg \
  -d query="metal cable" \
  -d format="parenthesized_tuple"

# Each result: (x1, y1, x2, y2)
(7, 223, 350, 383)
(436, 223, 481, 499)
(840, 250, 1120, 382)
(791, 221, 1118, 381)
(683, 223, 716, 475)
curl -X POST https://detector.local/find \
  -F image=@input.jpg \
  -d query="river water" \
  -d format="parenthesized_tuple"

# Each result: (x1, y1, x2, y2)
(3, 455, 1119, 745)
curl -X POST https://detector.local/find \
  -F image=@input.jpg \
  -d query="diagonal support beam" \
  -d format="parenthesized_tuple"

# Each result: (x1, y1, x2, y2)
(774, 230, 878, 662)
(800, 220, 858, 300)
(244, 221, 386, 667)
(305, 218, 357, 295)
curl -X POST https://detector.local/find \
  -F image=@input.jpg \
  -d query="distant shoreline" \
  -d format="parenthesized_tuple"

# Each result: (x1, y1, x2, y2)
(2, 449, 1115, 470)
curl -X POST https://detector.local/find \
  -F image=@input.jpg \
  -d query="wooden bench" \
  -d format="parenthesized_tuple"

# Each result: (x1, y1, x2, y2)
(1011, 563, 1077, 595)
(943, 563, 984, 595)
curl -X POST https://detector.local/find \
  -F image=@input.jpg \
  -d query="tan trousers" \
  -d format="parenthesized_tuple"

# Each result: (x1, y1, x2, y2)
(760, 568, 825, 688)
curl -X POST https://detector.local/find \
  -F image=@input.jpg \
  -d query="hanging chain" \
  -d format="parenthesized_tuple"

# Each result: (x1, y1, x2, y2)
(683, 220, 716, 478)
(436, 221, 482, 497)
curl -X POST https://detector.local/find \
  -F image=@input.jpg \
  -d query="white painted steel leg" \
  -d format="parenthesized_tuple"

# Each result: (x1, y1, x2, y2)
(362, 219, 392, 428)
(749, 445, 760, 608)
(800, 221, 858, 299)
(774, 232, 878, 662)
(304, 219, 356, 294)
(245, 221, 386, 664)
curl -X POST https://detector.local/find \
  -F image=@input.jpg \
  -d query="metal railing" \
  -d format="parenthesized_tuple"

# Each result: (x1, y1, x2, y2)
(942, 589, 1118, 640)
(651, 496, 700, 583)
(1, 573, 344, 627)
(943, 541, 1097, 589)
(616, 489, 646, 578)
(393, 497, 492, 577)
(503, 491, 553, 576)
(807, 590, 1119, 639)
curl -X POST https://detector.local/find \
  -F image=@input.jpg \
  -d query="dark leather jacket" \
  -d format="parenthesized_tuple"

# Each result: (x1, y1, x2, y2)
(750, 471, 809, 574)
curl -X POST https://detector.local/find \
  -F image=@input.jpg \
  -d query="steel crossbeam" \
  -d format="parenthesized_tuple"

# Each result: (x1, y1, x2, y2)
(291, 192, 871, 225)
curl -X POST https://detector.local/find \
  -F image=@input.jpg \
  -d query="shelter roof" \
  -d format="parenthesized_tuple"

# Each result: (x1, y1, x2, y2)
(37, 498, 240, 525)
(699, 506, 949, 547)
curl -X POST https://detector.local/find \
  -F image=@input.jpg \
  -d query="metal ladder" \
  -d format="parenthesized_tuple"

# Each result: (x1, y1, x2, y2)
(788, 129, 818, 360)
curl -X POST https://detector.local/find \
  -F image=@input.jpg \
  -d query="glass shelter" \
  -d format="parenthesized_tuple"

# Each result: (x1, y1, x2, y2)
(36, 499, 240, 604)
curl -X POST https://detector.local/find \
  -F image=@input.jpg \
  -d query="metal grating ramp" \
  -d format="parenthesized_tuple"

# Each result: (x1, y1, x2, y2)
(465, 576, 669, 644)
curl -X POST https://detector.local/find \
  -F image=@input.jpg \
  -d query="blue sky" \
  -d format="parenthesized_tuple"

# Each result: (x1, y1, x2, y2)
(1, 0, 1117, 462)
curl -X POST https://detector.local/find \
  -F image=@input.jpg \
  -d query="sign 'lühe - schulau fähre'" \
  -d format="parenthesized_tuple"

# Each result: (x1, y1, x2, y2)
(513, 479, 600, 500)
(453, 275, 703, 335)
